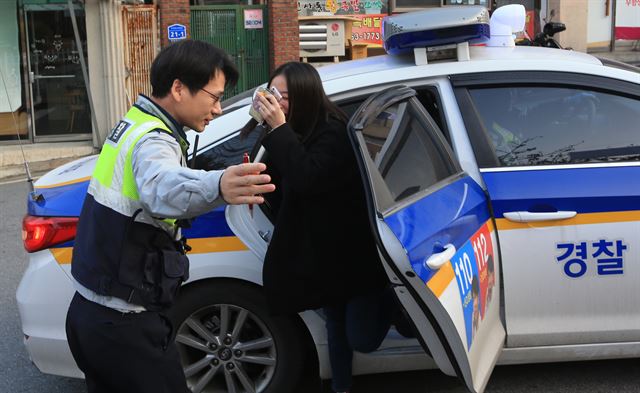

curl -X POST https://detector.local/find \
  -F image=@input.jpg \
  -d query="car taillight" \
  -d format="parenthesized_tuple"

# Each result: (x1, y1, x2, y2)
(22, 215, 79, 253)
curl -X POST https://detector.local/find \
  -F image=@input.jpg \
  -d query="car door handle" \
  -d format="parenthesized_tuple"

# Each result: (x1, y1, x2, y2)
(503, 211, 577, 222)
(424, 244, 456, 270)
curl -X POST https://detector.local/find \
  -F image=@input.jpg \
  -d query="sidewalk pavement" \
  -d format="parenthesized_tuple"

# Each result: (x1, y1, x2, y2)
(594, 47, 640, 65)
(0, 141, 95, 182)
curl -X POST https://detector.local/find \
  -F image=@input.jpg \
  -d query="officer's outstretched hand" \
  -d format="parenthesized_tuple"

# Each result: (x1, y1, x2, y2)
(220, 163, 275, 205)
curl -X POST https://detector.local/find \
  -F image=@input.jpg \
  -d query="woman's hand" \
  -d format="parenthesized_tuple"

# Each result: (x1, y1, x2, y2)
(256, 93, 286, 130)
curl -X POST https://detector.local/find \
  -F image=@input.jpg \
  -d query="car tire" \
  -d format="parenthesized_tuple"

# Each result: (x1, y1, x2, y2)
(167, 279, 309, 393)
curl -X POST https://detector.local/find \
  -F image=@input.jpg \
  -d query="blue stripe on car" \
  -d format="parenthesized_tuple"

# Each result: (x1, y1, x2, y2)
(483, 166, 640, 217)
(31, 181, 235, 249)
(384, 176, 492, 283)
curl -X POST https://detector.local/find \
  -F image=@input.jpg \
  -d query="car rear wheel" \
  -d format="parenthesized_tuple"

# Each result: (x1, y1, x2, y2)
(168, 279, 308, 393)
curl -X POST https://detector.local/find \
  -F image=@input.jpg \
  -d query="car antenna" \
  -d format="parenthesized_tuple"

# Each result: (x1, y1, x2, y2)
(190, 134, 199, 169)
(0, 64, 43, 202)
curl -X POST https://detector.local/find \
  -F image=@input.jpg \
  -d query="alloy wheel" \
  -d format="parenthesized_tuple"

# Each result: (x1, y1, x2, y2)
(175, 304, 277, 393)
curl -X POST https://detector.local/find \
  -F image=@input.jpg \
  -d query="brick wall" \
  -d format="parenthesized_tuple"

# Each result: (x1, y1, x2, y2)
(158, 0, 299, 72)
(268, 0, 300, 72)
(158, 0, 191, 48)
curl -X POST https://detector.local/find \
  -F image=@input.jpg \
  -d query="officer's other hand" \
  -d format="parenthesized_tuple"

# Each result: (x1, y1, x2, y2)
(220, 163, 275, 205)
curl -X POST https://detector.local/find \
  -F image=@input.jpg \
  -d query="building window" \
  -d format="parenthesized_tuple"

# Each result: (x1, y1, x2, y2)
(0, 0, 28, 141)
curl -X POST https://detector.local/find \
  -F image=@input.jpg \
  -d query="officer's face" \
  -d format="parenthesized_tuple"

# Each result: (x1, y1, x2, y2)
(176, 72, 226, 133)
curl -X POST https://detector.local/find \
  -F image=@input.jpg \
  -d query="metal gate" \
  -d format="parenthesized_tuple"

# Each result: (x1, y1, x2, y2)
(122, 5, 158, 106)
(191, 5, 269, 98)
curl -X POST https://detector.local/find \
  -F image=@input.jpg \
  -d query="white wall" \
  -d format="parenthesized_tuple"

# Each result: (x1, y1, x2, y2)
(86, 0, 127, 148)
(548, 0, 588, 52)
(615, 0, 640, 40)
(587, 0, 612, 48)
(0, 0, 21, 113)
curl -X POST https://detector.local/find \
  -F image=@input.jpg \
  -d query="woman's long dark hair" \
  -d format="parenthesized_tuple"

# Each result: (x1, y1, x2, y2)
(240, 62, 347, 141)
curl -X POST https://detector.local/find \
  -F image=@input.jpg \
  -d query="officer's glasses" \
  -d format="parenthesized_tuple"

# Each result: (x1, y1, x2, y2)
(200, 87, 222, 104)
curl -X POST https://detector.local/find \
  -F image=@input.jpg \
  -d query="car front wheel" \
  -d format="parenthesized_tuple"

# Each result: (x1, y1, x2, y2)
(168, 279, 308, 393)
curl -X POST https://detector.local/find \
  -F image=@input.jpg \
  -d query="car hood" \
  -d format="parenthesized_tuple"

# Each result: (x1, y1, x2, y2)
(28, 155, 97, 217)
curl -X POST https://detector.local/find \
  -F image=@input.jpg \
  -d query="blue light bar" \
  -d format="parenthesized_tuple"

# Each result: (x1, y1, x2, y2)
(384, 24, 490, 55)
(382, 6, 490, 56)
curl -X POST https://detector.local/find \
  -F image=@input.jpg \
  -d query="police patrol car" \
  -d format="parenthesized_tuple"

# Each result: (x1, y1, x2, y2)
(17, 5, 640, 393)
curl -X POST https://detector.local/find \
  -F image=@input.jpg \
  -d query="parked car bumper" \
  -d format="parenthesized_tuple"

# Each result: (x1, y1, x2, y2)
(16, 250, 82, 378)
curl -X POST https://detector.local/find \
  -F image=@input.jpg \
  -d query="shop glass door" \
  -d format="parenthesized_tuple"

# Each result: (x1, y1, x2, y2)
(25, 4, 91, 139)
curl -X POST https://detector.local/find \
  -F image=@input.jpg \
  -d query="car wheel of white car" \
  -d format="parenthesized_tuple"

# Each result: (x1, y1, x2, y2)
(168, 279, 308, 393)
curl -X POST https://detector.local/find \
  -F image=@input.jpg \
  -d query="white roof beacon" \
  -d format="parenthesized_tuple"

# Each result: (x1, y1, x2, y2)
(381, 6, 490, 66)
(486, 4, 526, 47)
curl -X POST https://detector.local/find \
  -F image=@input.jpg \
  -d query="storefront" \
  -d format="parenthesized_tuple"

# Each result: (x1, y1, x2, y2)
(0, 0, 91, 144)
(296, 0, 508, 50)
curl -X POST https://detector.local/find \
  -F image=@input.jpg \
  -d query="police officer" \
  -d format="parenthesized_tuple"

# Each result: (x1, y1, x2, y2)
(65, 40, 275, 393)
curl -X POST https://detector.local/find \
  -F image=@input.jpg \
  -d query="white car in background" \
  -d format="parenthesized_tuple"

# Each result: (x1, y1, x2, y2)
(17, 6, 640, 393)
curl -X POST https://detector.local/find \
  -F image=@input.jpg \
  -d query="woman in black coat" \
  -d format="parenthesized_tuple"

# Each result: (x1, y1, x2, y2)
(243, 62, 393, 393)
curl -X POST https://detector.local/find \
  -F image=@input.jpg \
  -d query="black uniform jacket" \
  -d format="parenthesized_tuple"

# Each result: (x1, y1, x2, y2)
(260, 116, 389, 315)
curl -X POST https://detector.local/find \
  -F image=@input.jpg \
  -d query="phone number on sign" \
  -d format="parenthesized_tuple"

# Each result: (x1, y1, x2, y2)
(352, 32, 380, 41)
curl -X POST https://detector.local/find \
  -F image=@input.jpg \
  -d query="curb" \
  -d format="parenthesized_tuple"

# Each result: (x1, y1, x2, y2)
(0, 142, 95, 181)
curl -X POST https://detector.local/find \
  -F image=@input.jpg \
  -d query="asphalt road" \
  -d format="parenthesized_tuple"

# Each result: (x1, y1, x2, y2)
(1, 179, 639, 393)
(0, 179, 85, 392)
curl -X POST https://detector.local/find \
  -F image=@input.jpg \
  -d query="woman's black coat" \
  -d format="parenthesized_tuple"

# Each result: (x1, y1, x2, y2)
(260, 116, 389, 315)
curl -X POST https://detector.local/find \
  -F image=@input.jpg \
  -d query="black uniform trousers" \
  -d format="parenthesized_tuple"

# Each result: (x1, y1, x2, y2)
(65, 292, 190, 393)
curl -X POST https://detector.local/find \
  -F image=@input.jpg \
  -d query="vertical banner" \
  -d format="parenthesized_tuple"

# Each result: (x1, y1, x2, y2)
(452, 240, 480, 350)
(0, 0, 21, 113)
(471, 224, 494, 321)
(524, 9, 536, 40)
(615, 0, 640, 40)
(451, 222, 496, 350)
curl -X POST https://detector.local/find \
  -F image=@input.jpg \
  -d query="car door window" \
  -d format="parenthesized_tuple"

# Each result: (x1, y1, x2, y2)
(360, 97, 457, 212)
(415, 87, 449, 142)
(468, 86, 640, 167)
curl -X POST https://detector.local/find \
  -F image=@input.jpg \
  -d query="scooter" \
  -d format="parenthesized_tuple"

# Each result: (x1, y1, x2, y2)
(517, 20, 567, 49)
(532, 21, 566, 48)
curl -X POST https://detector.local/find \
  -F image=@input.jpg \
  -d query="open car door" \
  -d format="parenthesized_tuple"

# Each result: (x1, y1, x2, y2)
(348, 86, 505, 392)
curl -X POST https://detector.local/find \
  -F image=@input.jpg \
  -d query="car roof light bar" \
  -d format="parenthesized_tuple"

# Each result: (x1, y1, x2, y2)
(381, 5, 528, 65)
(382, 6, 490, 65)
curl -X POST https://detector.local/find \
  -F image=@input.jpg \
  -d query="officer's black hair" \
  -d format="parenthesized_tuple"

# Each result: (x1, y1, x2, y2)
(150, 40, 239, 98)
